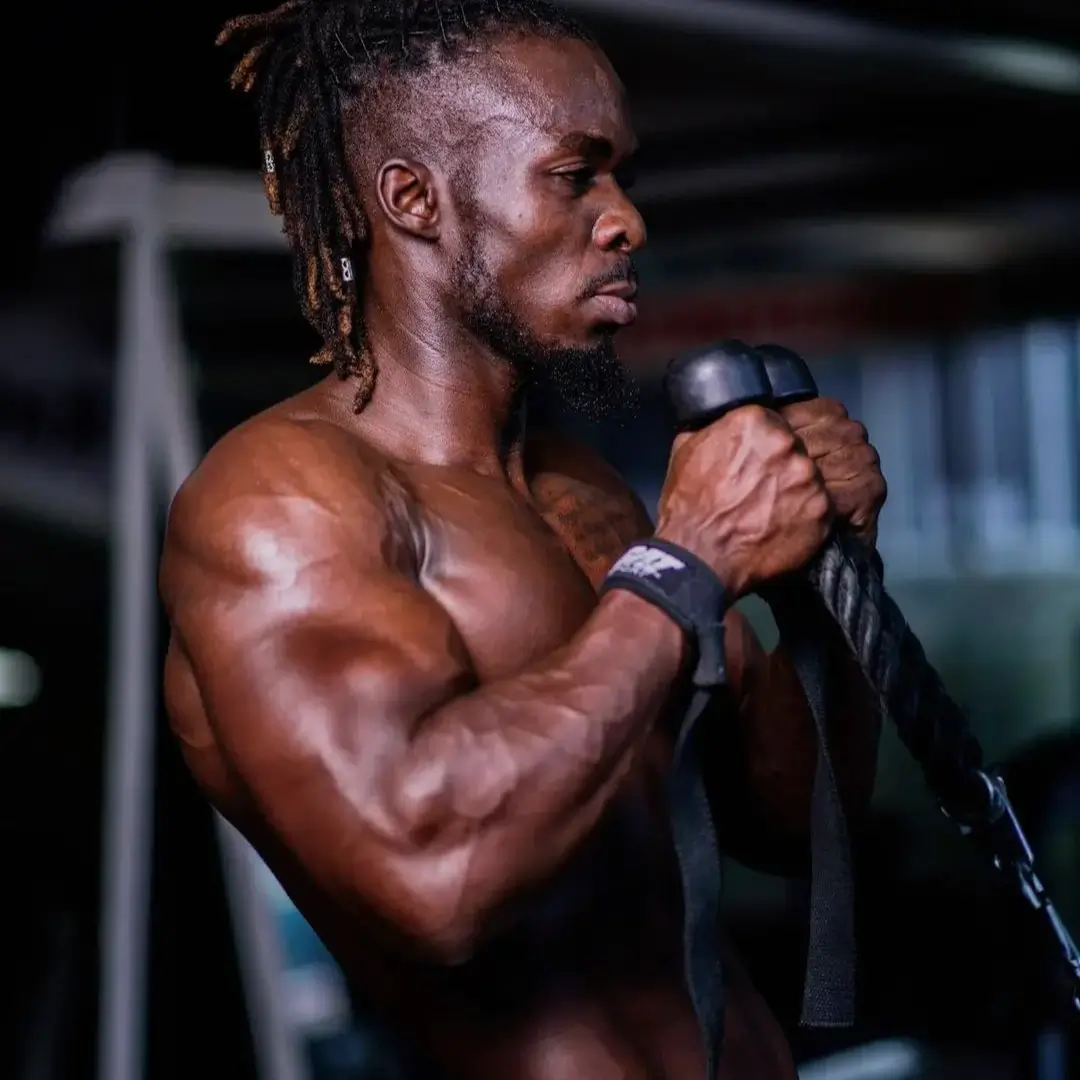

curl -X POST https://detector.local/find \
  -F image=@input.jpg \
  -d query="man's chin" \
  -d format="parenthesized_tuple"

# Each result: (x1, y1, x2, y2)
(542, 337, 640, 424)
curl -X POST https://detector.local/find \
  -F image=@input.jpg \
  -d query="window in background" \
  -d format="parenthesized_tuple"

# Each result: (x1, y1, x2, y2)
(1023, 321, 1079, 566)
(944, 327, 1033, 569)
(942, 321, 1080, 574)
(832, 319, 1080, 580)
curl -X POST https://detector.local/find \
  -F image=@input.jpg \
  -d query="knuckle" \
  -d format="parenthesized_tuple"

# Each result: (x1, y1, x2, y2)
(791, 452, 818, 481)
(808, 487, 833, 521)
(736, 403, 771, 427)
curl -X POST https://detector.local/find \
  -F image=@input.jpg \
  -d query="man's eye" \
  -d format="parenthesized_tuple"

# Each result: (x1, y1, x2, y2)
(559, 168, 596, 192)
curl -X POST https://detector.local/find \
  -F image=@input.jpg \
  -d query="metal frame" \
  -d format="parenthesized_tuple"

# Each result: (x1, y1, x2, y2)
(47, 153, 303, 1080)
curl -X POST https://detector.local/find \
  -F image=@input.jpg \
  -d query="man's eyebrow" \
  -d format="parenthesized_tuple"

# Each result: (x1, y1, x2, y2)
(554, 132, 640, 165)
(556, 132, 616, 159)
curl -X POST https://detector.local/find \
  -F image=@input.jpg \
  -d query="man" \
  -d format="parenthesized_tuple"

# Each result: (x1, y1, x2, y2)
(160, 2, 887, 1077)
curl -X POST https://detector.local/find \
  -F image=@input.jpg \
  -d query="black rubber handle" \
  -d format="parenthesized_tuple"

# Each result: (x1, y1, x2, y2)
(756, 343, 818, 407)
(664, 339, 772, 430)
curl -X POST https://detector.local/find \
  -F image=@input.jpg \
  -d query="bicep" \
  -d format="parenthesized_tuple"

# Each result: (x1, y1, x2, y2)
(168, 526, 477, 925)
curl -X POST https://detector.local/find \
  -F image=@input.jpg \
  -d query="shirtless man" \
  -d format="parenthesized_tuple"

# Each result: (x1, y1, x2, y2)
(160, 2, 886, 1077)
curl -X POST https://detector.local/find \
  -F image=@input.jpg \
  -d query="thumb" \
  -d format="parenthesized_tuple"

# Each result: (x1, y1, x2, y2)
(671, 431, 693, 456)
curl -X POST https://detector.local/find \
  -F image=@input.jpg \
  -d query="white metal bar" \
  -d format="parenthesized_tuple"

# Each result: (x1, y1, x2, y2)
(212, 820, 311, 1080)
(46, 155, 286, 250)
(97, 160, 164, 1080)
(154, 248, 309, 1080)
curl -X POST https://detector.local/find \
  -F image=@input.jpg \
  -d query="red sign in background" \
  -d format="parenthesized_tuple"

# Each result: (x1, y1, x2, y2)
(619, 273, 988, 370)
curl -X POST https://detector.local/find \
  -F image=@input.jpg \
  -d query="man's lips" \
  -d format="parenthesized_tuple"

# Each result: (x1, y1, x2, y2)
(588, 280, 638, 325)
(593, 280, 638, 301)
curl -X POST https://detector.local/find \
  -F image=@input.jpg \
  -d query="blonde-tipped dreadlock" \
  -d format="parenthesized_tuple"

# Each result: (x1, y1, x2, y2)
(217, 0, 591, 411)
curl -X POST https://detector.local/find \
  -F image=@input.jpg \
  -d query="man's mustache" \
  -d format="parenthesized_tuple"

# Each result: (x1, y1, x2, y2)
(583, 260, 638, 297)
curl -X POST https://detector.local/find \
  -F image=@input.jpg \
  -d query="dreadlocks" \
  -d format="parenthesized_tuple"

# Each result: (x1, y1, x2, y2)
(217, 0, 591, 410)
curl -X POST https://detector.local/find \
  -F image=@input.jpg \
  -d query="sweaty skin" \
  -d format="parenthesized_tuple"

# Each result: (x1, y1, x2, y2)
(161, 29, 884, 1080)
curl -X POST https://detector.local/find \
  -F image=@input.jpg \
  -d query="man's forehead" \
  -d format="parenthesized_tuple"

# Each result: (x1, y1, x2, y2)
(444, 34, 632, 153)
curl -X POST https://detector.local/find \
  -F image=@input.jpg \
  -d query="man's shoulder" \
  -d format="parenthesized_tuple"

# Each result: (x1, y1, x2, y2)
(178, 410, 385, 510)
(161, 411, 397, 590)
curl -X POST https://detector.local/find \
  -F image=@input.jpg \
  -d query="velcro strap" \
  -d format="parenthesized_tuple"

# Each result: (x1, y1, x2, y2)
(600, 540, 727, 689)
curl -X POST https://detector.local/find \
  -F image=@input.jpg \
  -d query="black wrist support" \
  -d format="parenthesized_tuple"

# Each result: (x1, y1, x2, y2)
(598, 539, 729, 691)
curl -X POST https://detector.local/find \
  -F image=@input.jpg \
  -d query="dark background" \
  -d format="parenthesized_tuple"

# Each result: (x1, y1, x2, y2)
(4, 2, 1080, 1078)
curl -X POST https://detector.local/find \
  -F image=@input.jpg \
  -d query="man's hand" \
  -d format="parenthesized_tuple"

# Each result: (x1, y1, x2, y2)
(778, 398, 886, 546)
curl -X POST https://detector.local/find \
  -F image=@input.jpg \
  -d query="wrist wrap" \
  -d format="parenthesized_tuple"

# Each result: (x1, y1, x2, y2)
(598, 539, 729, 690)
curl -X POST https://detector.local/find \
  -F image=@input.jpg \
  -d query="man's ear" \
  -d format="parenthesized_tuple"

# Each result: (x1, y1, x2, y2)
(375, 158, 440, 240)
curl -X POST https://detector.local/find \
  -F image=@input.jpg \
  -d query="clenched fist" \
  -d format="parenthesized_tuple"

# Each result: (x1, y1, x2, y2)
(656, 405, 834, 598)
(778, 398, 886, 547)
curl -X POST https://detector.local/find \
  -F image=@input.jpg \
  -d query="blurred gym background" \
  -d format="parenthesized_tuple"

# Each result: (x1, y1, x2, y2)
(2, 1, 1079, 1078)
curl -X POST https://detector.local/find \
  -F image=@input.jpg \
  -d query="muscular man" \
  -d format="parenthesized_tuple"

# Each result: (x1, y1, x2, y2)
(160, 2, 886, 1077)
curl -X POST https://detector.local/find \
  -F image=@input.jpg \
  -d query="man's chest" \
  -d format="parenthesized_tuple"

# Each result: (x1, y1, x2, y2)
(404, 461, 650, 683)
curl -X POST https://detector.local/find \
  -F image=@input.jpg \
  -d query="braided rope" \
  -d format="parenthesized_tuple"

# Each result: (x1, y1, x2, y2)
(806, 534, 987, 820)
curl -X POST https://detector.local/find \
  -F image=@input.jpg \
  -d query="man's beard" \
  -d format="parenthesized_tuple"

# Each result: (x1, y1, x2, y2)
(452, 248, 640, 424)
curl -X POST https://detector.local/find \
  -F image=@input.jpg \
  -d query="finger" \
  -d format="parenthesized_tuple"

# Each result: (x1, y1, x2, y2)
(814, 440, 878, 482)
(822, 469, 887, 522)
(778, 397, 847, 432)
(794, 418, 868, 462)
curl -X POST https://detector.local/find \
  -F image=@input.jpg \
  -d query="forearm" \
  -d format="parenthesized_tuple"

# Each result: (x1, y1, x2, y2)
(388, 589, 686, 933)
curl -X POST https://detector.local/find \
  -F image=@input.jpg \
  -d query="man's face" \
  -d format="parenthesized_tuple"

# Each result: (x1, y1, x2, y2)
(443, 34, 646, 420)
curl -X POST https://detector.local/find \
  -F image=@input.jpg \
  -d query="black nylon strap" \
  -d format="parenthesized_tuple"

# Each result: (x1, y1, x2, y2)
(665, 687, 725, 1080)
(785, 626, 857, 1026)
(599, 539, 728, 1080)
(765, 576, 859, 1028)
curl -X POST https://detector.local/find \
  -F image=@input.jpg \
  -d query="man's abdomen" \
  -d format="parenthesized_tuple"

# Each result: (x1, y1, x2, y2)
(366, 952, 797, 1080)
(336, 812, 797, 1080)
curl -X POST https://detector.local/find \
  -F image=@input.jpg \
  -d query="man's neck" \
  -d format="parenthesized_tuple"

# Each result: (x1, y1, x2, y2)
(337, 303, 530, 479)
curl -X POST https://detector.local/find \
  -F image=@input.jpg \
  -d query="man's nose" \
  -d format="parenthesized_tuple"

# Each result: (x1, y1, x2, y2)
(592, 189, 647, 254)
